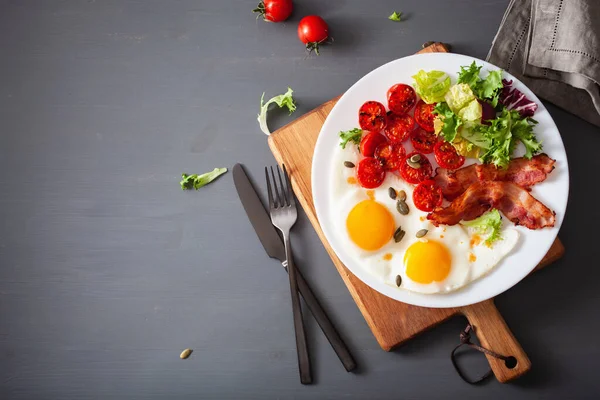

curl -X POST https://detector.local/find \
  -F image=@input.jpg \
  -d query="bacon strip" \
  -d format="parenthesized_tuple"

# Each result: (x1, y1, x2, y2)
(427, 181, 556, 229)
(433, 164, 477, 201)
(434, 154, 556, 201)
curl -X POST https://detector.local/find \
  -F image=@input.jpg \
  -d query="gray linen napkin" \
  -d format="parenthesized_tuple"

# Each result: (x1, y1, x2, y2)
(487, 0, 600, 127)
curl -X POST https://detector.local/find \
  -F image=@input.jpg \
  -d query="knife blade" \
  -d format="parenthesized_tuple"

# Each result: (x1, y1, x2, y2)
(233, 164, 285, 262)
(233, 163, 356, 372)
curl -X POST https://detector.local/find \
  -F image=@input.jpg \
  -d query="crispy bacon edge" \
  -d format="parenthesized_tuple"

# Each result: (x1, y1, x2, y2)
(427, 181, 556, 230)
(434, 154, 556, 201)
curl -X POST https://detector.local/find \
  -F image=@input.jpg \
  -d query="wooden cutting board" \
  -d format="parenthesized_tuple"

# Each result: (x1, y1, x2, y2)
(267, 43, 565, 383)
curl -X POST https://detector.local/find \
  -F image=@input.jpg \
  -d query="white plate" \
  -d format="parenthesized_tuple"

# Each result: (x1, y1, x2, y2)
(312, 53, 569, 308)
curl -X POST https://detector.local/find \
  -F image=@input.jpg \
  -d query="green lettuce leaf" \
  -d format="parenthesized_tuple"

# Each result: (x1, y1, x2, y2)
(462, 209, 503, 245)
(339, 128, 363, 149)
(512, 117, 541, 158)
(412, 70, 451, 104)
(457, 61, 483, 88)
(444, 83, 477, 113)
(457, 99, 482, 122)
(257, 88, 296, 135)
(460, 121, 491, 149)
(388, 11, 402, 21)
(477, 109, 541, 168)
(433, 102, 462, 143)
(457, 62, 503, 107)
(180, 168, 228, 190)
(478, 70, 503, 107)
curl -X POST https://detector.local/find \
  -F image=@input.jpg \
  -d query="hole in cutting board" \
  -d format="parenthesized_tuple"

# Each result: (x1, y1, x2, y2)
(505, 356, 517, 369)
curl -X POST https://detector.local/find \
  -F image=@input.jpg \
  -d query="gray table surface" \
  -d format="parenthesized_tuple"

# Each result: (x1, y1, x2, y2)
(1, 0, 598, 399)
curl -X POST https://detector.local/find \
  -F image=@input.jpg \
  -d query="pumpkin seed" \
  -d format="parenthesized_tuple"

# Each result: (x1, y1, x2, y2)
(407, 159, 421, 169)
(396, 199, 409, 215)
(393, 227, 405, 243)
(395, 275, 402, 287)
(344, 161, 355, 168)
(416, 229, 428, 238)
(410, 154, 422, 163)
(397, 190, 407, 201)
(388, 187, 397, 200)
(180, 348, 193, 359)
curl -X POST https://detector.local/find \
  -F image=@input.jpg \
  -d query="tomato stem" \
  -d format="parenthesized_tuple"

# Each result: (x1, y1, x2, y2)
(305, 40, 326, 55)
(252, 1, 266, 20)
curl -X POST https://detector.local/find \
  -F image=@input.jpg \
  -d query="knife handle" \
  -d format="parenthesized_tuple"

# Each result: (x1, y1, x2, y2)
(289, 262, 357, 372)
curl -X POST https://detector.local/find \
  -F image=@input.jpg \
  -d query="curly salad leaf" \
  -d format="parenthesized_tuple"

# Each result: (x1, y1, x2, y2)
(258, 88, 296, 135)
(339, 128, 363, 149)
(180, 168, 228, 190)
(457, 61, 503, 107)
(412, 70, 451, 104)
(476, 109, 541, 168)
(462, 209, 503, 245)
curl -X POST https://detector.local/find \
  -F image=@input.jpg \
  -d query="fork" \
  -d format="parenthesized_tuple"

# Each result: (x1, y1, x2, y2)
(265, 164, 312, 385)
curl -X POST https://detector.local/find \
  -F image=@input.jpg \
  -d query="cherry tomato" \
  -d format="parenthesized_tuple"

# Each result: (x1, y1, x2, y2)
(356, 157, 386, 189)
(298, 15, 329, 54)
(412, 180, 444, 212)
(253, 0, 293, 22)
(414, 100, 436, 132)
(374, 142, 406, 171)
(384, 112, 414, 143)
(359, 101, 387, 132)
(399, 152, 433, 184)
(387, 84, 416, 115)
(434, 141, 465, 170)
(411, 128, 438, 154)
(359, 132, 387, 157)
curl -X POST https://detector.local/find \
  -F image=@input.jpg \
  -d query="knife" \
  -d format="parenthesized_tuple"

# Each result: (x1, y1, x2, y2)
(233, 163, 357, 372)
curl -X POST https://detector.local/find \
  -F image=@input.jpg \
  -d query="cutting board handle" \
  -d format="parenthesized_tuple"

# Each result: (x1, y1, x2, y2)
(461, 300, 531, 383)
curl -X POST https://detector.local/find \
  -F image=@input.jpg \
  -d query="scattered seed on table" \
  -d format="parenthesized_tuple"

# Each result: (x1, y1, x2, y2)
(180, 349, 193, 359)
(344, 161, 355, 168)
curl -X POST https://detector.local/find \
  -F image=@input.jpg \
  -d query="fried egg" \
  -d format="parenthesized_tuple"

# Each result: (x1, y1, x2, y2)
(330, 139, 518, 294)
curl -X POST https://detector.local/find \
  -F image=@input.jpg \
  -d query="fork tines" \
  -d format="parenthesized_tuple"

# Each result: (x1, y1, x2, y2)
(265, 164, 295, 209)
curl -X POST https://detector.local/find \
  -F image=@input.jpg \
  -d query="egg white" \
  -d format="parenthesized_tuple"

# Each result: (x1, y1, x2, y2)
(329, 137, 519, 294)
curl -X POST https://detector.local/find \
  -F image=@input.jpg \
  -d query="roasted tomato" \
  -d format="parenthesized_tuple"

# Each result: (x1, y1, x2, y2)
(356, 157, 386, 188)
(359, 131, 387, 157)
(359, 101, 387, 132)
(387, 83, 416, 115)
(384, 112, 414, 143)
(411, 128, 438, 154)
(399, 151, 433, 184)
(374, 142, 406, 171)
(434, 141, 466, 170)
(414, 100, 436, 132)
(412, 180, 444, 212)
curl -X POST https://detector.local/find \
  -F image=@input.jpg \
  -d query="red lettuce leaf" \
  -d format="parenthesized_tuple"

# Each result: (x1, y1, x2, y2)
(499, 79, 538, 117)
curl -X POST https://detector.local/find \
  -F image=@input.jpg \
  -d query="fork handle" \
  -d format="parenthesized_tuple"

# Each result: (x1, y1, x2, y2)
(284, 233, 312, 384)
(288, 262, 356, 372)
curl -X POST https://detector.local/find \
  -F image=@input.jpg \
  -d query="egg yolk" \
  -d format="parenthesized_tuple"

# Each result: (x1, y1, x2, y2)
(404, 240, 451, 284)
(346, 200, 394, 251)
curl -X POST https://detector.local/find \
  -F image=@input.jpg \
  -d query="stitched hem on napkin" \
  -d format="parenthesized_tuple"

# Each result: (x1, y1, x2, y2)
(487, 0, 600, 127)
